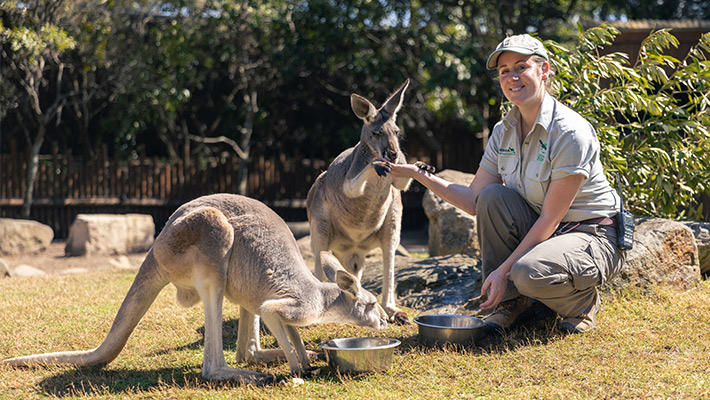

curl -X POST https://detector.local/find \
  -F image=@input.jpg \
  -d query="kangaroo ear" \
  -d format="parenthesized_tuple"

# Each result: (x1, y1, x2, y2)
(335, 270, 361, 300)
(320, 251, 343, 283)
(381, 78, 410, 118)
(351, 93, 377, 123)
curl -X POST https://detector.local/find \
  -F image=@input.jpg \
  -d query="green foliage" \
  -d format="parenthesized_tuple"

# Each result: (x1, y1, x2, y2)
(548, 25, 710, 219)
(5, 24, 75, 60)
(2, 1, 710, 218)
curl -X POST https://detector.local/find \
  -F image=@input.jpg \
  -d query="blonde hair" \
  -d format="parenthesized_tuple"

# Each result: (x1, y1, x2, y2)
(531, 55, 557, 96)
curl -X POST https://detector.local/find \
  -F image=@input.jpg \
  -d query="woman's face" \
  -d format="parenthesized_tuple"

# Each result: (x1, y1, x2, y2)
(497, 51, 549, 109)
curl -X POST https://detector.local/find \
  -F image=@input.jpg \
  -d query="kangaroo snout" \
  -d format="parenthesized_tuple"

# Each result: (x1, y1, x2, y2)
(383, 148, 398, 162)
(375, 304, 389, 330)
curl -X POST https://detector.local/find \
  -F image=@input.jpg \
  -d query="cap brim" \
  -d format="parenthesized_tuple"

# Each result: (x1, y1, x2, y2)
(486, 47, 539, 70)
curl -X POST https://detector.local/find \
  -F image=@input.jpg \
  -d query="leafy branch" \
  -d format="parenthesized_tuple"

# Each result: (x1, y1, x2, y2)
(548, 25, 710, 219)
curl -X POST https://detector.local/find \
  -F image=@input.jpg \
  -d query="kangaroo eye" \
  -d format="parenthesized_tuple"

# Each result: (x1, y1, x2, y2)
(371, 129, 383, 136)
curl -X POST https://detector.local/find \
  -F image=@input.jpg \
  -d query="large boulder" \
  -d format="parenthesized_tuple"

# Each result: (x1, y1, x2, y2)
(606, 217, 700, 291)
(65, 214, 155, 256)
(359, 254, 483, 313)
(0, 218, 54, 256)
(422, 169, 479, 257)
(685, 222, 710, 275)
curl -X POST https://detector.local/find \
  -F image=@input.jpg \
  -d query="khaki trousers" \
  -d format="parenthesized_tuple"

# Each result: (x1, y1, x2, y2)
(476, 184, 625, 318)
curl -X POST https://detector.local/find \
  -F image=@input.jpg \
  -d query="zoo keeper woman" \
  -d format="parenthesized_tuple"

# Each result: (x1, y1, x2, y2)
(380, 34, 626, 334)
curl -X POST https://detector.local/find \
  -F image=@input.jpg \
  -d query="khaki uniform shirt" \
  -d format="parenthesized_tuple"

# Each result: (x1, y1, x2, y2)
(479, 94, 620, 222)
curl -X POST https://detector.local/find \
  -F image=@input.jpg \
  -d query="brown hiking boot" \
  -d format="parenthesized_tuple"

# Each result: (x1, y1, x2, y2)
(482, 296, 533, 334)
(558, 292, 601, 334)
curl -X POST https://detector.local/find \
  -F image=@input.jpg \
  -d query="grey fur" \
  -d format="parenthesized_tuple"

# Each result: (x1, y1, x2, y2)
(306, 79, 412, 324)
(3, 194, 388, 385)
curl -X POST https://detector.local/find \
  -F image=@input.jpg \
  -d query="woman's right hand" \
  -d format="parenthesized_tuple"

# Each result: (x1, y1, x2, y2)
(373, 158, 419, 179)
(479, 267, 509, 310)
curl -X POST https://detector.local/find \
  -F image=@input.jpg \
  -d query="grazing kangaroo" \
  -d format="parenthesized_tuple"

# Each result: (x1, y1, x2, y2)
(3, 194, 388, 385)
(307, 79, 415, 325)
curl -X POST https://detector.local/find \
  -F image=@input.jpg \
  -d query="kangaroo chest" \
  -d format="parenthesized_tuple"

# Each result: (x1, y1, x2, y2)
(331, 189, 400, 244)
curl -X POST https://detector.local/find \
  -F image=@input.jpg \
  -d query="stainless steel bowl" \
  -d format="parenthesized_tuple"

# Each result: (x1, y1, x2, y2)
(318, 337, 400, 374)
(414, 314, 485, 347)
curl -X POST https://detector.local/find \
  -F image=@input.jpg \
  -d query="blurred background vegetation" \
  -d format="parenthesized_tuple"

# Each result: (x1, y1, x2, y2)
(1, 0, 709, 227)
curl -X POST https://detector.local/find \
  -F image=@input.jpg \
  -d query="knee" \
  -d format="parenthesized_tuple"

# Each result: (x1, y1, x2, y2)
(475, 184, 508, 215)
(509, 259, 540, 297)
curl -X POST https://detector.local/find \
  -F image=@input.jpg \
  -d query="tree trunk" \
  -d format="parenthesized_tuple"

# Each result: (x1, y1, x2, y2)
(236, 84, 257, 196)
(21, 125, 45, 218)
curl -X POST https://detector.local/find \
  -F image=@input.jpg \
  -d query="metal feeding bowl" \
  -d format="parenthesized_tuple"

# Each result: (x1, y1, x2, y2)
(318, 337, 401, 374)
(414, 314, 485, 347)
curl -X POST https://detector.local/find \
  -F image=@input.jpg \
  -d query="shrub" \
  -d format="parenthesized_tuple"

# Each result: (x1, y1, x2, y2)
(547, 25, 710, 219)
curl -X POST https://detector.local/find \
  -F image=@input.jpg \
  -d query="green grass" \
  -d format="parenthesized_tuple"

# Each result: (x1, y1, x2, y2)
(1, 270, 709, 399)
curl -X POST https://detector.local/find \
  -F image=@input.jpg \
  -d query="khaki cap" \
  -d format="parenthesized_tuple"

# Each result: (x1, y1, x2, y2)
(486, 34, 548, 70)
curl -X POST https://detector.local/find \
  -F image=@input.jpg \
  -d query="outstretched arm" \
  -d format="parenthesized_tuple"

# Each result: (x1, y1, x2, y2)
(383, 162, 501, 216)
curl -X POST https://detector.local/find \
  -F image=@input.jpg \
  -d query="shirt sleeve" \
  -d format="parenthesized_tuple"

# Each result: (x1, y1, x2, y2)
(550, 121, 597, 180)
(479, 122, 502, 178)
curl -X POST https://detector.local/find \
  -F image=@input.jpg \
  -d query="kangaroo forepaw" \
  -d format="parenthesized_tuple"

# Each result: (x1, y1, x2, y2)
(256, 373, 287, 386)
(372, 160, 392, 177)
(415, 161, 436, 174)
(204, 366, 282, 386)
(392, 311, 411, 325)
(296, 366, 322, 378)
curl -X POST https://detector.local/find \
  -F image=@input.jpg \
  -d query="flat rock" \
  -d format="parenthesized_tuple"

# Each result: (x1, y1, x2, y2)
(65, 214, 155, 256)
(10, 264, 48, 278)
(0, 218, 54, 256)
(0, 258, 9, 278)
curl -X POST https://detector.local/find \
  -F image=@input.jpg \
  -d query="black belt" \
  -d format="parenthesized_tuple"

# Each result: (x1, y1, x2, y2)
(556, 216, 616, 235)
(581, 216, 616, 228)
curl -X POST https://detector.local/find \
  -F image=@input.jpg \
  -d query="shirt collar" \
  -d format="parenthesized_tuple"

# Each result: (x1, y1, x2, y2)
(501, 93, 556, 132)
(536, 93, 555, 132)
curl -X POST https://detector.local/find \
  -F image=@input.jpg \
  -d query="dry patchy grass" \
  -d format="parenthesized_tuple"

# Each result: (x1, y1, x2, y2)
(1, 270, 709, 399)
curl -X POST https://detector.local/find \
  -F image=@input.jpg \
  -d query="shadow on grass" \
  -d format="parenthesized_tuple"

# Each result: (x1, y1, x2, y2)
(32, 306, 569, 397)
(32, 318, 284, 397)
(398, 301, 566, 356)
(37, 365, 208, 397)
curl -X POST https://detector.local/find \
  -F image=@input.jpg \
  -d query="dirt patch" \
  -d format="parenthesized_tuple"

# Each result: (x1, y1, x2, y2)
(2, 241, 148, 275)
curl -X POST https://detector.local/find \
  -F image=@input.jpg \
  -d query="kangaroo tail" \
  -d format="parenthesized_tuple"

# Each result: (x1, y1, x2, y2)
(3, 252, 169, 367)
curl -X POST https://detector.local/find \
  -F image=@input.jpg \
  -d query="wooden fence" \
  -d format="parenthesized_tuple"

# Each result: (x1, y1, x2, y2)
(0, 143, 427, 239)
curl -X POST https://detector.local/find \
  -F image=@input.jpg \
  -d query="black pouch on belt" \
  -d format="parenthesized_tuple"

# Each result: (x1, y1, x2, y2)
(616, 209, 634, 250)
(615, 174, 634, 250)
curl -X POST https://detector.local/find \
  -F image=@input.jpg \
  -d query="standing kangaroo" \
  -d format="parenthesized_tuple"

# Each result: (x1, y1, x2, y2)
(3, 194, 388, 385)
(307, 79, 414, 325)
